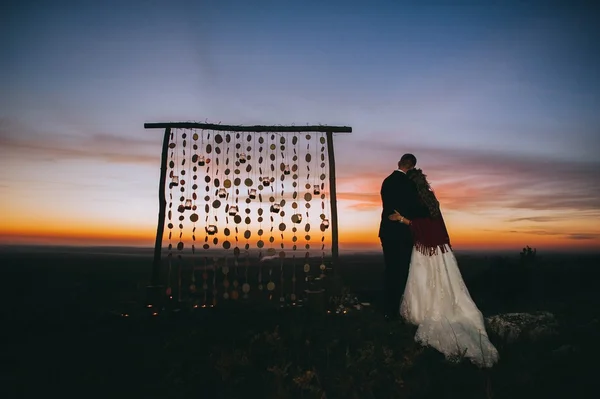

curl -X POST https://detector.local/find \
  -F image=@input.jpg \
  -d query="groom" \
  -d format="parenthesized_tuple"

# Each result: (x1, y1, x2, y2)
(378, 153, 427, 321)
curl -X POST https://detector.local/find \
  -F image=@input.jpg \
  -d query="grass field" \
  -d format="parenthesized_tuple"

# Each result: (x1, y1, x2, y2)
(2, 246, 599, 398)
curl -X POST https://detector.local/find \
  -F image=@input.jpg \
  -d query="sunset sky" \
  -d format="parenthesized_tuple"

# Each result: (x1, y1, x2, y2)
(1, 0, 599, 253)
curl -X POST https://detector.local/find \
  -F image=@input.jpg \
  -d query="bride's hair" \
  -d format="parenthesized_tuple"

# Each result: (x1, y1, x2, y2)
(407, 168, 441, 218)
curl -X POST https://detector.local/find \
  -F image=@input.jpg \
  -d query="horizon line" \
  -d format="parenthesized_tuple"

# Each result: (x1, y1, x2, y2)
(1, 243, 599, 256)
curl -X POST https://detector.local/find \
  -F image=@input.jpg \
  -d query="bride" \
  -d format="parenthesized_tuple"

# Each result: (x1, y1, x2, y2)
(389, 168, 499, 368)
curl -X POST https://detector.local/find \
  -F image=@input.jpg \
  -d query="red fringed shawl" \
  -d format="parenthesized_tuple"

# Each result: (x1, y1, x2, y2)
(410, 216, 452, 256)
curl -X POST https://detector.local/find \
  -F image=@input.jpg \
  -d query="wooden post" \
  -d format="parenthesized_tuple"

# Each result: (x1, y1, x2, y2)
(151, 127, 171, 287)
(326, 131, 339, 269)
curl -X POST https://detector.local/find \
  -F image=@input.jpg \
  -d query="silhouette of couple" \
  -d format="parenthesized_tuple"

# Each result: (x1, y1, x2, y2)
(379, 153, 499, 367)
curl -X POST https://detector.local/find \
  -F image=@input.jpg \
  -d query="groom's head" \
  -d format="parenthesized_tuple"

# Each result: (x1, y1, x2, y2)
(398, 153, 417, 172)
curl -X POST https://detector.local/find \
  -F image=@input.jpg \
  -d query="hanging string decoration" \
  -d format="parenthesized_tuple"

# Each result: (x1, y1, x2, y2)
(157, 126, 345, 307)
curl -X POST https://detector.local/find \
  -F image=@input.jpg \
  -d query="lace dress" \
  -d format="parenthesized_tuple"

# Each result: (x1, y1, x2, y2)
(400, 243, 499, 367)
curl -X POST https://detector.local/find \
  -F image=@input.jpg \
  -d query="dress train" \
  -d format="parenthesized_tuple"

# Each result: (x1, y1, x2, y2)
(400, 245, 499, 367)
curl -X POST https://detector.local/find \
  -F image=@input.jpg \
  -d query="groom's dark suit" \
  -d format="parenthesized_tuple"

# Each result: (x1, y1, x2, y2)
(379, 170, 428, 318)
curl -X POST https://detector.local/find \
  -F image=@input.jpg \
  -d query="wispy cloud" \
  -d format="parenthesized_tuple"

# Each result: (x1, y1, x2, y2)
(508, 216, 571, 223)
(567, 233, 600, 240)
(519, 230, 562, 236)
(335, 140, 600, 217)
(0, 118, 160, 165)
(337, 192, 380, 203)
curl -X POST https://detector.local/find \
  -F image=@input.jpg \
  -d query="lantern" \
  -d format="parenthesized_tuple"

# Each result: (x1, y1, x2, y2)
(284, 165, 291, 175)
(206, 225, 218, 235)
(239, 152, 247, 163)
(218, 188, 227, 198)
(248, 188, 257, 199)
(228, 205, 239, 216)
(198, 156, 205, 166)
(185, 199, 192, 209)
(313, 185, 320, 195)
(270, 203, 281, 213)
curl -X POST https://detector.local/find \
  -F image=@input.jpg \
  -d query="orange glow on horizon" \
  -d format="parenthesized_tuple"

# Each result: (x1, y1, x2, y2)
(1, 219, 598, 252)
(2, 167, 598, 252)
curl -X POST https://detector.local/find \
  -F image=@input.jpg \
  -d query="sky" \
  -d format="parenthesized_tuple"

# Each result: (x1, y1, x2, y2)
(1, 0, 599, 253)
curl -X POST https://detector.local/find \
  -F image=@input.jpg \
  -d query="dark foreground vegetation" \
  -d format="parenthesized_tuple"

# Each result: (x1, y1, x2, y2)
(2, 246, 598, 398)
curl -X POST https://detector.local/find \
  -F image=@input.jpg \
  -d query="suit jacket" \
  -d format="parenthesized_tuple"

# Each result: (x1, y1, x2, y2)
(378, 170, 429, 243)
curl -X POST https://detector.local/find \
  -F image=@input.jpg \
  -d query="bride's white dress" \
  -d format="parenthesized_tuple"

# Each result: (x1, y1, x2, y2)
(400, 244, 499, 367)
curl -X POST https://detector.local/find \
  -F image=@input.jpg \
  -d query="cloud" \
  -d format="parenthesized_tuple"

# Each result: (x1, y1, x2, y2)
(337, 192, 380, 203)
(0, 135, 159, 165)
(566, 233, 600, 240)
(335, 140, 600, 217)
(345, 202, 381, 211)
(502, 229, 599, 241)
(507, 216, 570, 223)
(519, 230, 562, 236)
(0, 118, 161, 165)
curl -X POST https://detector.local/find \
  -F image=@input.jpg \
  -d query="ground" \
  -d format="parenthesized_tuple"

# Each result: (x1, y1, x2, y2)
(2, 246, 599, 398)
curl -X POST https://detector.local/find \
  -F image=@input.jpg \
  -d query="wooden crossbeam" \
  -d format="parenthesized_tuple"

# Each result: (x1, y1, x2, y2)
(144, 122, 352, 133)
